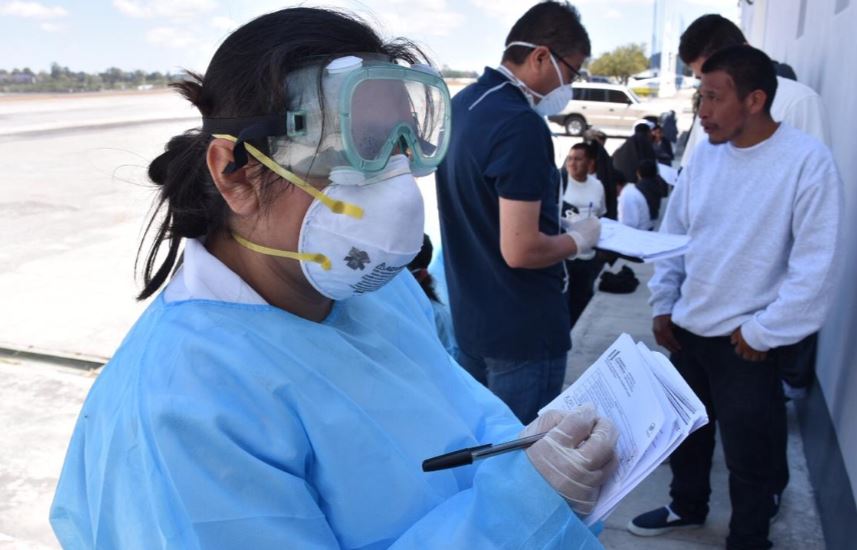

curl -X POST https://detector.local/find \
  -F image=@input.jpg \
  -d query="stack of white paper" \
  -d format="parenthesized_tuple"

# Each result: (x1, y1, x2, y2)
(539, 333, 708, 526)
(596, 218, 690, 262)
(657, 162, 679, 186)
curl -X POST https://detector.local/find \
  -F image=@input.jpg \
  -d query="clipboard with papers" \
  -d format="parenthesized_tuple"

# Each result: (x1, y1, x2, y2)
(594, 218, 690, 263)
(540, 333, 709, 526)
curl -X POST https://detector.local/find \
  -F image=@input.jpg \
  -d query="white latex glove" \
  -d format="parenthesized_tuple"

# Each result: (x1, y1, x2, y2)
(523, 404, 619, 515)
(561, 216, 601, 259)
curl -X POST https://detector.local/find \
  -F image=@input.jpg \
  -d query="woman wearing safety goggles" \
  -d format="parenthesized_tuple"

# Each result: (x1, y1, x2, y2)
(51, 7, 615, 549)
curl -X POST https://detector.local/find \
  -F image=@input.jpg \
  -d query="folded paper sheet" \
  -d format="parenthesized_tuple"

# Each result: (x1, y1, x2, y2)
(540, 333, 708, 526)
(596, 218, 690, 262)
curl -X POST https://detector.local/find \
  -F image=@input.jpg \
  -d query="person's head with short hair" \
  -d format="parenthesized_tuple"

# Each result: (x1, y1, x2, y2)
(614, 170, 628, 193)
(699, 45, 777, 145)
(566, 142, 595, 182)
(642, 117, 662, 142)
(501, 1, 591, 99)
(633, 121, 654, 137)
(679, 14, 746, 77)
(636, 159, 658, 181)
(583, 127, 607, 147)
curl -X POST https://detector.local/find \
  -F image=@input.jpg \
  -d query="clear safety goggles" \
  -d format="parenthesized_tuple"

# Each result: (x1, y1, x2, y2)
(203, 55, 451, 179)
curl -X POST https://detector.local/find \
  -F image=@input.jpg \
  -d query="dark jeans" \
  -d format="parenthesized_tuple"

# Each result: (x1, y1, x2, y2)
(669, 326, 786, 550)
(455, 349, 567, 424)
(565, 257, 604, 328)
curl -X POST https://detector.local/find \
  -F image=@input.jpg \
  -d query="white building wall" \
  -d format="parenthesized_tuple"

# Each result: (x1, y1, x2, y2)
(742, 0, 857, 508)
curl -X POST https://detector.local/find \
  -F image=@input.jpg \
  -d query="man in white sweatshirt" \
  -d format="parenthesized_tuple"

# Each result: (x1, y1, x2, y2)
(628, 46, 842, 550)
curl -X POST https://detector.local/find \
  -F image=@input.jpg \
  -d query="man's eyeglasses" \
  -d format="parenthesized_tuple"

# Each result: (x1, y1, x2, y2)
(548, 48, 583, 83)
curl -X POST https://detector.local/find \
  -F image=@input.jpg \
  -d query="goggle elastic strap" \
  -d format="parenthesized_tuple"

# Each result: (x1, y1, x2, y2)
(232, 232, 332, 271)
(212, 133, 364, 220)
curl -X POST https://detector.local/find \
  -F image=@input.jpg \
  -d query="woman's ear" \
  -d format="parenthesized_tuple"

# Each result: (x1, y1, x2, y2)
(207, 138, 260, 216)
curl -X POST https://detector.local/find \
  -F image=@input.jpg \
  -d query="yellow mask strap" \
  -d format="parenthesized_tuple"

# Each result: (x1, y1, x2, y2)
(212, 134, 363, 219)
(232, 233, 331, 271)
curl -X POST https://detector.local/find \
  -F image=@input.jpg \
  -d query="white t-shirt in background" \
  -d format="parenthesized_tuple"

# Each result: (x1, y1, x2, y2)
(618, 184, 653, 231)
(562, 174, 605, 218)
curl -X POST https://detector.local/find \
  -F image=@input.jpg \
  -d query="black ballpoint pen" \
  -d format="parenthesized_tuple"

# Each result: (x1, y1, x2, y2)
(422, 432, 547, 472)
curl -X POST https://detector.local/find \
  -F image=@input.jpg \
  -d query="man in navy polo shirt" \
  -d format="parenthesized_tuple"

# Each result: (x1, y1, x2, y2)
(436, 1, 601, 423)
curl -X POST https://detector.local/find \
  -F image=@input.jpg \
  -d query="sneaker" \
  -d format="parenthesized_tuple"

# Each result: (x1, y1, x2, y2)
(627, 505, 704, 536)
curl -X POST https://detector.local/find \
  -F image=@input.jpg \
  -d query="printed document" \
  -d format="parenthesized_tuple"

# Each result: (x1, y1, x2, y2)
(596, 218, 690, 262)
(540, 333, 708, 526)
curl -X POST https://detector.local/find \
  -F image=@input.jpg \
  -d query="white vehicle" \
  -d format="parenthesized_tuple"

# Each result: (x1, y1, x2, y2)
(548, 82, 659, 136)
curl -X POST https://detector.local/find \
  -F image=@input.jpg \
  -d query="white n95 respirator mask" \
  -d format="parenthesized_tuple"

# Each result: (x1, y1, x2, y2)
(498, 41, 574, 117)
(225, 153, 425, 301)
(295, 155, 424, 300)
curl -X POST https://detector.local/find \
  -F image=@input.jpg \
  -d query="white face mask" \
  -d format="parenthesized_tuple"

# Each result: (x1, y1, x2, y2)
(215, 133, 425, 301)
(297, 155, 425, 300)
(501, 41, 574, 117)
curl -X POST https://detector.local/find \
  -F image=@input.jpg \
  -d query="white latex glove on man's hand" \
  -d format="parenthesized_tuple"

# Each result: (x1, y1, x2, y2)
(561, 217, 601, 259)
(523, 404, 618, 515)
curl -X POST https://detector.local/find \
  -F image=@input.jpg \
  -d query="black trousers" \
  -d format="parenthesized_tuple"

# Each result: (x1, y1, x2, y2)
(565, 257, 603, 328)
(669, 326, 787, 550)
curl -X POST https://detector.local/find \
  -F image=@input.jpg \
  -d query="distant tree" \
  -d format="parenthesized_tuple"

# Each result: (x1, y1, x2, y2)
(102, 67, 123, 86)
(588, 43, 648, 84)
(0, 64, 175, 93)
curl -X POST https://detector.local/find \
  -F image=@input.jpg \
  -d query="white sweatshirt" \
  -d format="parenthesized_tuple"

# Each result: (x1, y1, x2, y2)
(649, 123, 842, 351)
(562, 174, 605, 218)
(682, 75, 830, 168)
(618, 184, 654, 231)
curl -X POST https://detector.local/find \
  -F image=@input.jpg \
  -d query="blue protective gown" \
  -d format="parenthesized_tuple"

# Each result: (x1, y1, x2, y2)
(50, 273, 601, 549)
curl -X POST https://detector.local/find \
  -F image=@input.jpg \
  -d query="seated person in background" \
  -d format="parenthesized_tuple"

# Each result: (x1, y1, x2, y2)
(617, 165, 655, 231)
(562, 143, 606, 327)
(583, 127, 618, 220)
(652, 123, 675, 165)
(634, 159, 667, 227)
(613, 121, 657, 183)
(562, 143, 606, 219)
(409, 234, 459, 357)
(659, 110, 678, 145)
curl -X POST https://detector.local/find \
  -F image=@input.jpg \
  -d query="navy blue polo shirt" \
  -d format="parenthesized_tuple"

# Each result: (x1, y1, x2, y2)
(436, 67, 570, 360)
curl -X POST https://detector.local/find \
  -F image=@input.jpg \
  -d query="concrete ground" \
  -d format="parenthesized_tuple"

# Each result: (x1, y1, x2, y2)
(0, 90, 825, 549)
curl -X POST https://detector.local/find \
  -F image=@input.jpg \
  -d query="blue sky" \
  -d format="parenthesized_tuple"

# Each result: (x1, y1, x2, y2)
(0, 0, 739, 74)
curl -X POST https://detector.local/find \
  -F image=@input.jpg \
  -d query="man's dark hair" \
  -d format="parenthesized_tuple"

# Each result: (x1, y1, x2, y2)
(637, 159, 657, 179)
(503, 1, 591, 64)
(702, 45, 777, 113)
(679, 14, 746, 64)
(571, 142, 595, 161)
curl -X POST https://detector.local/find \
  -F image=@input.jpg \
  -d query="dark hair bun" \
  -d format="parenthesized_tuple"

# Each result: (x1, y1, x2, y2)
(148, 133, 205, 186)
